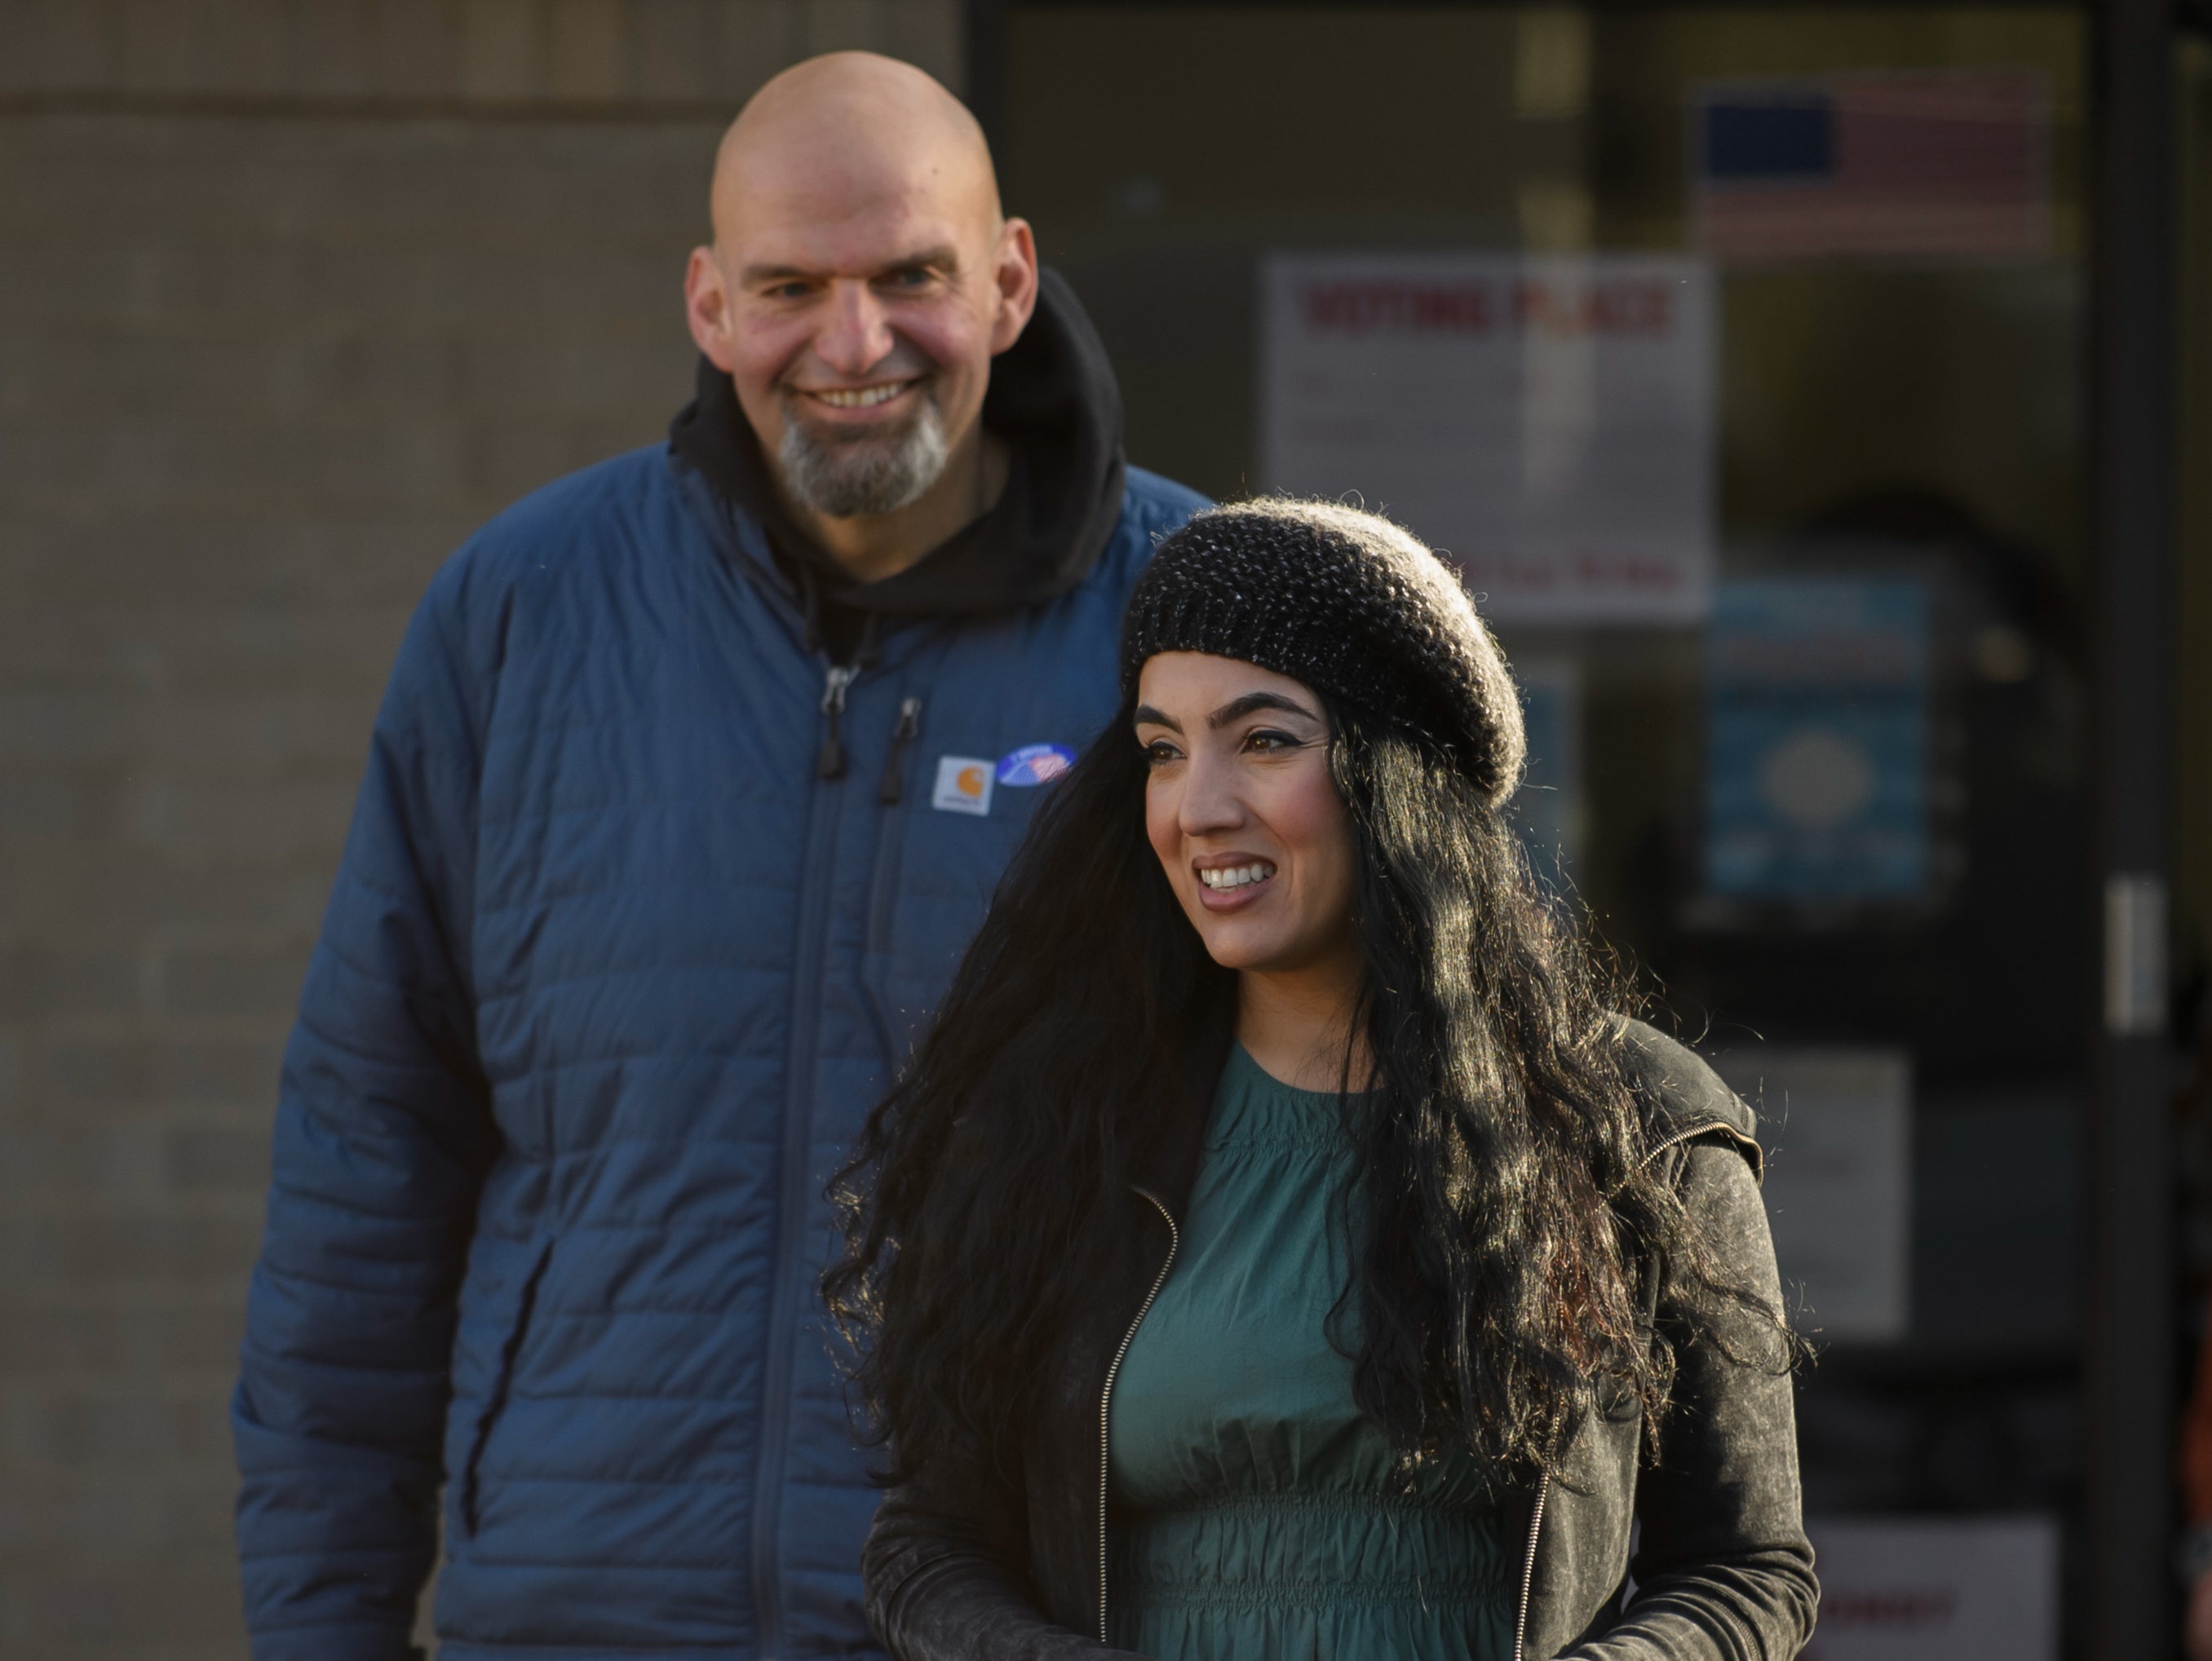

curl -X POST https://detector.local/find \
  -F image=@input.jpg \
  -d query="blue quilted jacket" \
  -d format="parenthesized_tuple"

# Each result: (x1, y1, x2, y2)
(232, 444, 1205, 1660)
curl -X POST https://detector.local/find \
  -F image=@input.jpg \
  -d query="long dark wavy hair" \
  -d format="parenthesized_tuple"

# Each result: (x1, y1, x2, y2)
(826, 682, 1772, 1489)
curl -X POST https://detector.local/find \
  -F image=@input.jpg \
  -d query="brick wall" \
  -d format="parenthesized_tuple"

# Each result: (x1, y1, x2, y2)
(0, 4, 963, 1654)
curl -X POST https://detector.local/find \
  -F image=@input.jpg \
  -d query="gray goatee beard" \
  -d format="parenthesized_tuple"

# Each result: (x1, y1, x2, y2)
(777, 396, 951, 519)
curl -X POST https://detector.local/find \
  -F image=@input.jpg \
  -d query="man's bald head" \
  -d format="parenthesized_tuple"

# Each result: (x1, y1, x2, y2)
(683, 52, 1039, 575)
(711, 52, 1002, 250)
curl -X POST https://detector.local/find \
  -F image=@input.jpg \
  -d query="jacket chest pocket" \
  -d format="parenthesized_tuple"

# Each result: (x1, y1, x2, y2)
(861, 767, 1053, 1070)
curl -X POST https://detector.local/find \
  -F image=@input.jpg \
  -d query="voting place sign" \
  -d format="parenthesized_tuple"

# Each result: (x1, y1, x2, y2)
(1803, 1516, 2059, 1661)
(1260, 254, 1716, 625)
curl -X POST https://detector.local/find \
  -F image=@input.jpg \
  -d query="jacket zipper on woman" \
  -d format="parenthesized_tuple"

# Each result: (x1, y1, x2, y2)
(1504, 1115, 1755, 1656)
(1097, 1187, 1179, 1643)
(1512, 1464, 1553, 1661)
(1640, 1120, 1752, 1171)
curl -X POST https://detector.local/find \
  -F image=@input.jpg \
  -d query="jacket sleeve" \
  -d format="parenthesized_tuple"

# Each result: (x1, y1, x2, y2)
(1577, 1139, 1819, 1661)
(231, 578, 500, 1661)
(865, 1464, 1137, 1661)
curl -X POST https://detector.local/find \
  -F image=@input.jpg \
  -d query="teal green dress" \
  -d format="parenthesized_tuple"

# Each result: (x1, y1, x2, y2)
(1105, 1045, 1518, 1661)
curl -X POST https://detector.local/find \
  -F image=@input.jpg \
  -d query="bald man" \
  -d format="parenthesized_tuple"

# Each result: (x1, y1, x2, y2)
(232, 54, 1203, 1661)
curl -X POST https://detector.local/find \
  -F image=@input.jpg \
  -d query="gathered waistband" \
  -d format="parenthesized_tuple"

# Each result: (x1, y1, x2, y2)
(1112, 1495, 1513, 1610)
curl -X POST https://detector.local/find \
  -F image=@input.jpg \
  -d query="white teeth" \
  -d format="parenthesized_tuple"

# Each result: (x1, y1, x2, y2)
(1199, 863, 1276, 891)
(814, 382, 908, 409)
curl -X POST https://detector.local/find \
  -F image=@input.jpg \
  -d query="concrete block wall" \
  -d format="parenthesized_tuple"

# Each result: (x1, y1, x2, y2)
(0, 0, 962, 108)
(0, 4, 964, 1654)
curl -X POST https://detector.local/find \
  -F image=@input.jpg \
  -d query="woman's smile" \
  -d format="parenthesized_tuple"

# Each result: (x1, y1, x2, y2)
(1194, 855, 1279, 906)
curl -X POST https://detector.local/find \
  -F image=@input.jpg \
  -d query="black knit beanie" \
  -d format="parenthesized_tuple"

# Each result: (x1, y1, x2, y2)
(1120, 498, 1526, 806)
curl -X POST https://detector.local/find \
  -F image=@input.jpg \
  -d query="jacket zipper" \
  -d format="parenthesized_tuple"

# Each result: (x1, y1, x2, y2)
(860, 696, 923, 1061)
(1503, 1115, 1753, 1654)
(816, 664, 858, 779)
(1098, 1187, 1179, 1643)
(878, 695, 922, 805)
(1639, 1119, 1753, 1172)
(1513, 1464, 1553, 1661)
(1514, 1404, 1571, 1661)
(751, 659, 863, 1659)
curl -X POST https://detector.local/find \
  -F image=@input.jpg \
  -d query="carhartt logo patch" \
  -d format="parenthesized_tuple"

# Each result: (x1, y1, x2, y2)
(931, 756, 994, 816)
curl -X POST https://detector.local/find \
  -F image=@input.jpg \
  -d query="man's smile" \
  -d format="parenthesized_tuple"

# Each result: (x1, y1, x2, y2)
(799, 378, 920, 411)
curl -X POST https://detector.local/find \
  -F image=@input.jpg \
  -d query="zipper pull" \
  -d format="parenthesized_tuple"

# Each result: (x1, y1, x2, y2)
(816, 664, 857, 780)
(878, 696, 923, 805)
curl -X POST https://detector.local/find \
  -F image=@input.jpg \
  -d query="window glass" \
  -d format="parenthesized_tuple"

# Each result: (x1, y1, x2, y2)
(1011, 1, 2093, 1627)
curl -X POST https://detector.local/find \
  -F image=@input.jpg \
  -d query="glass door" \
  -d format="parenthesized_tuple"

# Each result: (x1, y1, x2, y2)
(1006, 5, 2095, 1650)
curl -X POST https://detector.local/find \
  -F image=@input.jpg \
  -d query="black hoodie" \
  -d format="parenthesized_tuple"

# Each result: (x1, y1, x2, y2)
(669, 268, 1129, 664)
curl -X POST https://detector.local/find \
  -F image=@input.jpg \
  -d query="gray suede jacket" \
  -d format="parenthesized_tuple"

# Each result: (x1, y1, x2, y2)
(860, 1021, 1818, 1661)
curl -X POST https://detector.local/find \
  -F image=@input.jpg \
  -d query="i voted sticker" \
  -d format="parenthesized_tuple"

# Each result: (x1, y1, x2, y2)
(996, 743, 1076, 787)
(931, 756, 995, 816)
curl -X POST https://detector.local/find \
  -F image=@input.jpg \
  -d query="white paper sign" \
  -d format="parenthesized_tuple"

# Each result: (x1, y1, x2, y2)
(1260, 253, 1715, 624)
(1712, 1046, 1912, 1342)
(1803, 1515, 2059, 1661)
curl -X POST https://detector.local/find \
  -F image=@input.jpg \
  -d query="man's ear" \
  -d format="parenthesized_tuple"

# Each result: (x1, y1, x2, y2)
(684, 246, 740, 372)
(989, 218, 1041, 356)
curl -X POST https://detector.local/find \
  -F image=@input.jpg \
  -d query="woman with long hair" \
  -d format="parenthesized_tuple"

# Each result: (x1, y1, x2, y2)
(825, 499, 1816, 1660)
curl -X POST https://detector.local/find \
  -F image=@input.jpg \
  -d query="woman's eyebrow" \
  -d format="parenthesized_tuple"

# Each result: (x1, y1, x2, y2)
(1208, 691, 1319, 729)
(1131, 703, 1181, 733)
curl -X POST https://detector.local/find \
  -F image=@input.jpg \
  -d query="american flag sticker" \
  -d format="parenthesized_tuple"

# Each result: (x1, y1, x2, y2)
(1692, 71, 2051, 263)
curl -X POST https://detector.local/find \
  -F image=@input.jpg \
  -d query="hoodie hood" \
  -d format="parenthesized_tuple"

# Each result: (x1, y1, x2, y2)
(669, 267, 1128, 624)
